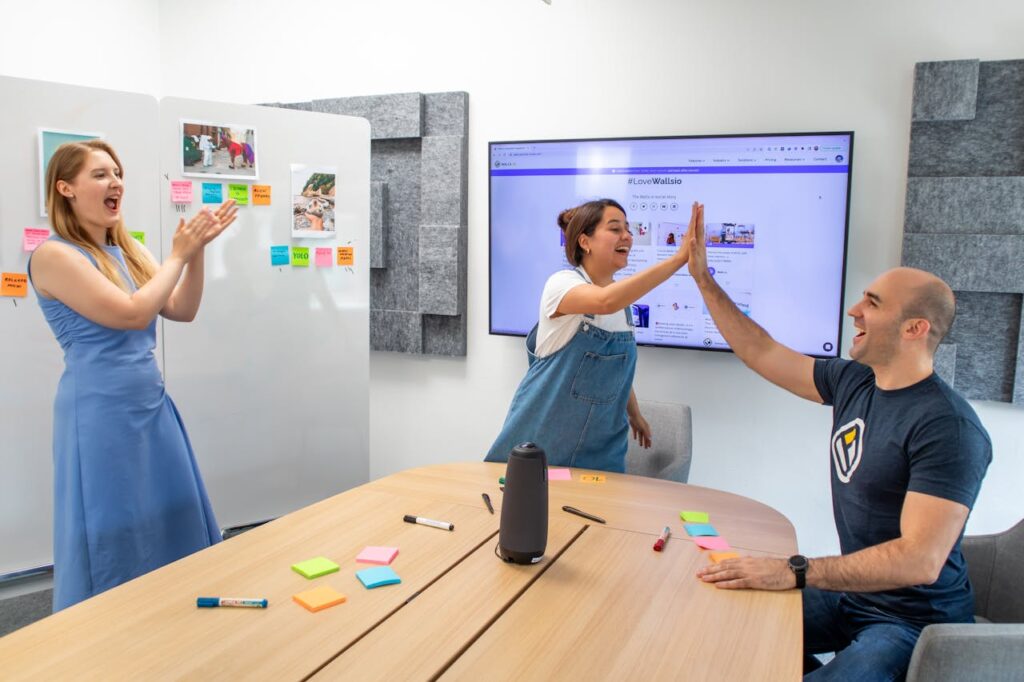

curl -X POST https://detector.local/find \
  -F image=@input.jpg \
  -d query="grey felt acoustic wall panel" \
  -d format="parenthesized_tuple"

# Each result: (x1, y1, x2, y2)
(264, 92, 469, 355)
(902, 59, 1024, 403)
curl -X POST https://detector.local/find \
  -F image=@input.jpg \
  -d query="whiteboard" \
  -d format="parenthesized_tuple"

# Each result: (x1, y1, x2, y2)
(0, 77, 370, 577)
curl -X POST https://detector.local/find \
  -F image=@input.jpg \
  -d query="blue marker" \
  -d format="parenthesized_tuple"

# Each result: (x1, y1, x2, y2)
(197, 597, 268, 608)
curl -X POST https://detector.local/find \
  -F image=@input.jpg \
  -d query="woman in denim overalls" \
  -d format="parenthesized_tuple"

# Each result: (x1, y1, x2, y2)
(487, 199, 700, 473)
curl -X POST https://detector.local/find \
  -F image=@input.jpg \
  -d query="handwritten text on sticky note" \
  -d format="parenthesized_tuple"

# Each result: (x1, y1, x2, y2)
(337, 246, 354, 266)
(252, 185, 271, 205)
(1, 273, 28, 297)
(23, 228, 49, 252)
(202, 183, 223, 204)
(170, 180, 193, 204)
(315, 247, 333, 267)
(270, 246, 289, 266)
(228, 184, 248, 205)
(292, 247, 309, 267)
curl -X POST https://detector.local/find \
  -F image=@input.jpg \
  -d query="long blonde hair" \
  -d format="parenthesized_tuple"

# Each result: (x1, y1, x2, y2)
(45, 140, 156, 291)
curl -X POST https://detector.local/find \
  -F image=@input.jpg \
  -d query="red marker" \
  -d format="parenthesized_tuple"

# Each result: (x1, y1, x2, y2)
(653, 526, 671, 551)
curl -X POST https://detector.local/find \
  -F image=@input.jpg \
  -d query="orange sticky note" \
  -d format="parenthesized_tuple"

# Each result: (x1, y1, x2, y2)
(580, 474, 605, 484)
(252, 185, 271, 205)
(709, 552, 739, 564)
(1, 273, 28, 297)
(293, 585, 347, 612)
(337, 246, 354, 266)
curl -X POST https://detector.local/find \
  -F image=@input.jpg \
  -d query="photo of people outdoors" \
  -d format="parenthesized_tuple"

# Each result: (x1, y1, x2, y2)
(181, 120, 258, 180)
(707, 222, 756, 247)
(291, 165, 337, 238)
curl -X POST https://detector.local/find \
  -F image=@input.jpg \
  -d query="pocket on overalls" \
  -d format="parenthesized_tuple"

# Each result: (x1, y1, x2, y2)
(570, 351, 627, 404)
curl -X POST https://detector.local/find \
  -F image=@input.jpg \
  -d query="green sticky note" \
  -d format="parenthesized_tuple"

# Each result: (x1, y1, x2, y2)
(680, 510, 709, 523)
(228, 183, 249, 205)
(291, 556, 340, 579)
(130, 231, 145, 245)
(291, 246, 310, 267)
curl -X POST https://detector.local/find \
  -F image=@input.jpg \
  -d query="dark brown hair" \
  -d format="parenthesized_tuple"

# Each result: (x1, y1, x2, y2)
(558, 198, 626, 266)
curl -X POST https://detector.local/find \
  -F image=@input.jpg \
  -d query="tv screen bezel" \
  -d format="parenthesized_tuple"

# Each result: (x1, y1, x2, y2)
(487, 130, 855, 359)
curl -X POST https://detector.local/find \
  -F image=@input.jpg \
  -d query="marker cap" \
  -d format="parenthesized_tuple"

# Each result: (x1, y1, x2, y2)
(197, 597, 220, 607)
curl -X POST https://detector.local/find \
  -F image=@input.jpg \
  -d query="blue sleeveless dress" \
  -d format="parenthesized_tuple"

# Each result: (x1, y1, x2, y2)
(29, 237, 220, 611)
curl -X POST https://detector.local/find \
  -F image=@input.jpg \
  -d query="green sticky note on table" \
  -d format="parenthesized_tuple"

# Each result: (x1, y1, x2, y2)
(228, 183, 249, 205)
(130, 231, 145, 245)
(291, 556, 340, 579)
(291, 247, 309, 267)
(680, 510, 709, 523)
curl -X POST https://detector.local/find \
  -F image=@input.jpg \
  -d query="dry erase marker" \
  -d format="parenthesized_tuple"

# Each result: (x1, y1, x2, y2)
(197, 597, 268, 608)
(403, 515, 454, 531)
(561, 505, 606, 524)
(653, 526, 671, 552)
(482, 493, 495, 514)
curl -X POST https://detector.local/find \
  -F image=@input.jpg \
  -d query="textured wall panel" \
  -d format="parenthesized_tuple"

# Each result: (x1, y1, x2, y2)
(369, 139, 422, 313)
(370, 310, 423, 353)
(909, 60, 1024, 177)
(370, 181, 388, 269)
(933, 344, 957, 387)
(905, 177, 1024, 234)
(912, 60, 979, 122)
(424, 92, 469, 136)
(418, 226, 460, 315)
(903, 234, 1024, 293)
(420, 136, 467, 226)
(311, 93, 423, 140)
(944, 292, 1020, 402)
(422, 314, 467, 356)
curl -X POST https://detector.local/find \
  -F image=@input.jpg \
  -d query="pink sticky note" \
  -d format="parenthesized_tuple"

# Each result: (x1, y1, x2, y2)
(23, 228, 50, 252)
(315, 247, 333, 267)
(695, 536, 731, 551)
(548, 468, 572, 481)
(356, 546, 399, 565)
(170, 180, 194, 204)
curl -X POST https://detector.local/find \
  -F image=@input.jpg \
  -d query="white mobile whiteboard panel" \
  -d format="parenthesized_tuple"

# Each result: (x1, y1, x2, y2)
(159, 98, 371, 531)
(0, 75, 160, 576)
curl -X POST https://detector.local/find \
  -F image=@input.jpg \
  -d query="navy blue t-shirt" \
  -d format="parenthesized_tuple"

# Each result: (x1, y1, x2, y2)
(813, 359, 992, 625)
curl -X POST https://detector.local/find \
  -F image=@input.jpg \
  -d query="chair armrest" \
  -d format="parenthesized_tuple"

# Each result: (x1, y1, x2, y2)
(906, 623, 1024, 682)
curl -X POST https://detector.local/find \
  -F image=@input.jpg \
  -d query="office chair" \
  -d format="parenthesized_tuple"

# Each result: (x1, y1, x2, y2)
(624, 400, 692, 483)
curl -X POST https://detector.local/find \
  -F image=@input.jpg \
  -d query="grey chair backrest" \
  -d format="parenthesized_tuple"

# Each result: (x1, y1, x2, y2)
(624, 400, 692, 483)
(962, 517, 1024, 623)
(906, 623, 1024, 682)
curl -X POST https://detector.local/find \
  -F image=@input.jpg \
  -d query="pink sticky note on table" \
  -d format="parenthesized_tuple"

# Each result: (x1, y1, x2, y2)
(695, 536, 731, 551)
(23, 228, 50, 252)
(548, 468, 572, 481)
(170, 180, 194, 203)
(315, 247, 333, 267)
(356, 546, 399, 565)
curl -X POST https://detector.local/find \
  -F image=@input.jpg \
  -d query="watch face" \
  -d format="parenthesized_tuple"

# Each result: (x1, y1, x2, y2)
(789, 554, 808, 571)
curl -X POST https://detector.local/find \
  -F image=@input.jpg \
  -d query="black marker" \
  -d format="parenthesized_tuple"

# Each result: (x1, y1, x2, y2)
(562, 505, 606, 524)
(403, 515, 454, 531)
(482, 493, 494, 514)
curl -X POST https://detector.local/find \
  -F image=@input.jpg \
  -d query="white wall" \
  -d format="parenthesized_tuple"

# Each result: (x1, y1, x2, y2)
(3, 0, 1022, 558)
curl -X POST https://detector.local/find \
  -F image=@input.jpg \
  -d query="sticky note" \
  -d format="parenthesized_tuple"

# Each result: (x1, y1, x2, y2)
(23, 228, 49, 252)
(356, 566, 401, 589)
(130, 231, 146, 245)
(252, 185, 271, 205)
(709, 552, 739, 563)
(202, 183, 223, 204)
(228, 184, 248, 205)
(315, 247, 333, 267)
(680, 511, 709, 523)
(1, 273, 28, 297)
(694, 536, 731, 551)
(293, 585, 347, 612)
(684, 523, 719, 537)
(548, 468, 572, 481)
(580, 474, 606, 484)
(170, 180, 193, 204)
(291, 556, 340, 579)
(270, 245, 289, 266)
(356, 546, 399, 565)
(291, 247, 310, 267)
(337, 246, 354, 266)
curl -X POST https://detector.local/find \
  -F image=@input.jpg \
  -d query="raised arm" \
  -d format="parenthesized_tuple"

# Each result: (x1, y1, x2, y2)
(161, 200, 237, 322)
(556, 202, 698, 316)
(686, 205, 822, 403)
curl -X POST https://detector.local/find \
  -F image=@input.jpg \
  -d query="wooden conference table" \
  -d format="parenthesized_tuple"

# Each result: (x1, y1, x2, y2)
(0, 462, 801, 680)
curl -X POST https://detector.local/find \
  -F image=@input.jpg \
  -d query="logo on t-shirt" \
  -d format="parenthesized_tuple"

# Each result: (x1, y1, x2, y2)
(831, 418, 865, 483)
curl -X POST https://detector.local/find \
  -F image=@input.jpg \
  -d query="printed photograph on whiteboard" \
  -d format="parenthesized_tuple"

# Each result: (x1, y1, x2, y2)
(180, 119, 258, 180)
(291, 165, 336, 238)
(38, 128, 104, 217)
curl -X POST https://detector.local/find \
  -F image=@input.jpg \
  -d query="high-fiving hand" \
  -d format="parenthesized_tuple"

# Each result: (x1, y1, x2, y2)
(684, 202, 708, 282)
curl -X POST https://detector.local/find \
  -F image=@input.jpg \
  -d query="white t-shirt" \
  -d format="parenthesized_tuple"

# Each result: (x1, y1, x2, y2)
(534, 267, 633, 358)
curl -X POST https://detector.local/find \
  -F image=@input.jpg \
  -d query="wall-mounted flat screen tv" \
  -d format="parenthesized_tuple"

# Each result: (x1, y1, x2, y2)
(489, 132, 854, 357)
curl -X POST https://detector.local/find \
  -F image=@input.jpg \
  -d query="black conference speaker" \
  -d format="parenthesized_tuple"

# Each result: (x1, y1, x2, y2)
(497, 442, 549, 564)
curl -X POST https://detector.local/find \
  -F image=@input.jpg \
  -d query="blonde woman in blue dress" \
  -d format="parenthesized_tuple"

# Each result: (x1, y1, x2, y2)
(29, 140, 237, 610)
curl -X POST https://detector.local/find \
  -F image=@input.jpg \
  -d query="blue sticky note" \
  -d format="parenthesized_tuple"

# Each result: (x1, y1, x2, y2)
(684, 523, 719, 537)
(202, 183, 223, 204)
(356, 566, 401, 589)
(270, 245, 289, 266)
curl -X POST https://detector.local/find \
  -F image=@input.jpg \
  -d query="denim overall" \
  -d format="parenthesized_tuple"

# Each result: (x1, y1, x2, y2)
(486, 269, 637, 473)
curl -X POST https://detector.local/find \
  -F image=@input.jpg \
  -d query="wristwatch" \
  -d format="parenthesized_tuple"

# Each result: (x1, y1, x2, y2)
(788, 554, 808, 589)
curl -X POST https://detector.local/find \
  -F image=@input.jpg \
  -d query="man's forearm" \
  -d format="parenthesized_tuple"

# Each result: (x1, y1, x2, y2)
(808, 539, 942, 592)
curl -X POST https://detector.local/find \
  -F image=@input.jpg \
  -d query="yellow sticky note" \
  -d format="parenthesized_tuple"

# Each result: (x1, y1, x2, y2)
(293, 585, 347, 612)
(252, 185, 271, 205)
(680, 510, 709, 523)
(580, 474, 606, 484)
(228, 183, 249, 205)
(1, 273, 28, 297)
(709, 552, 739, 564)
(337, 246, 354, 266)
